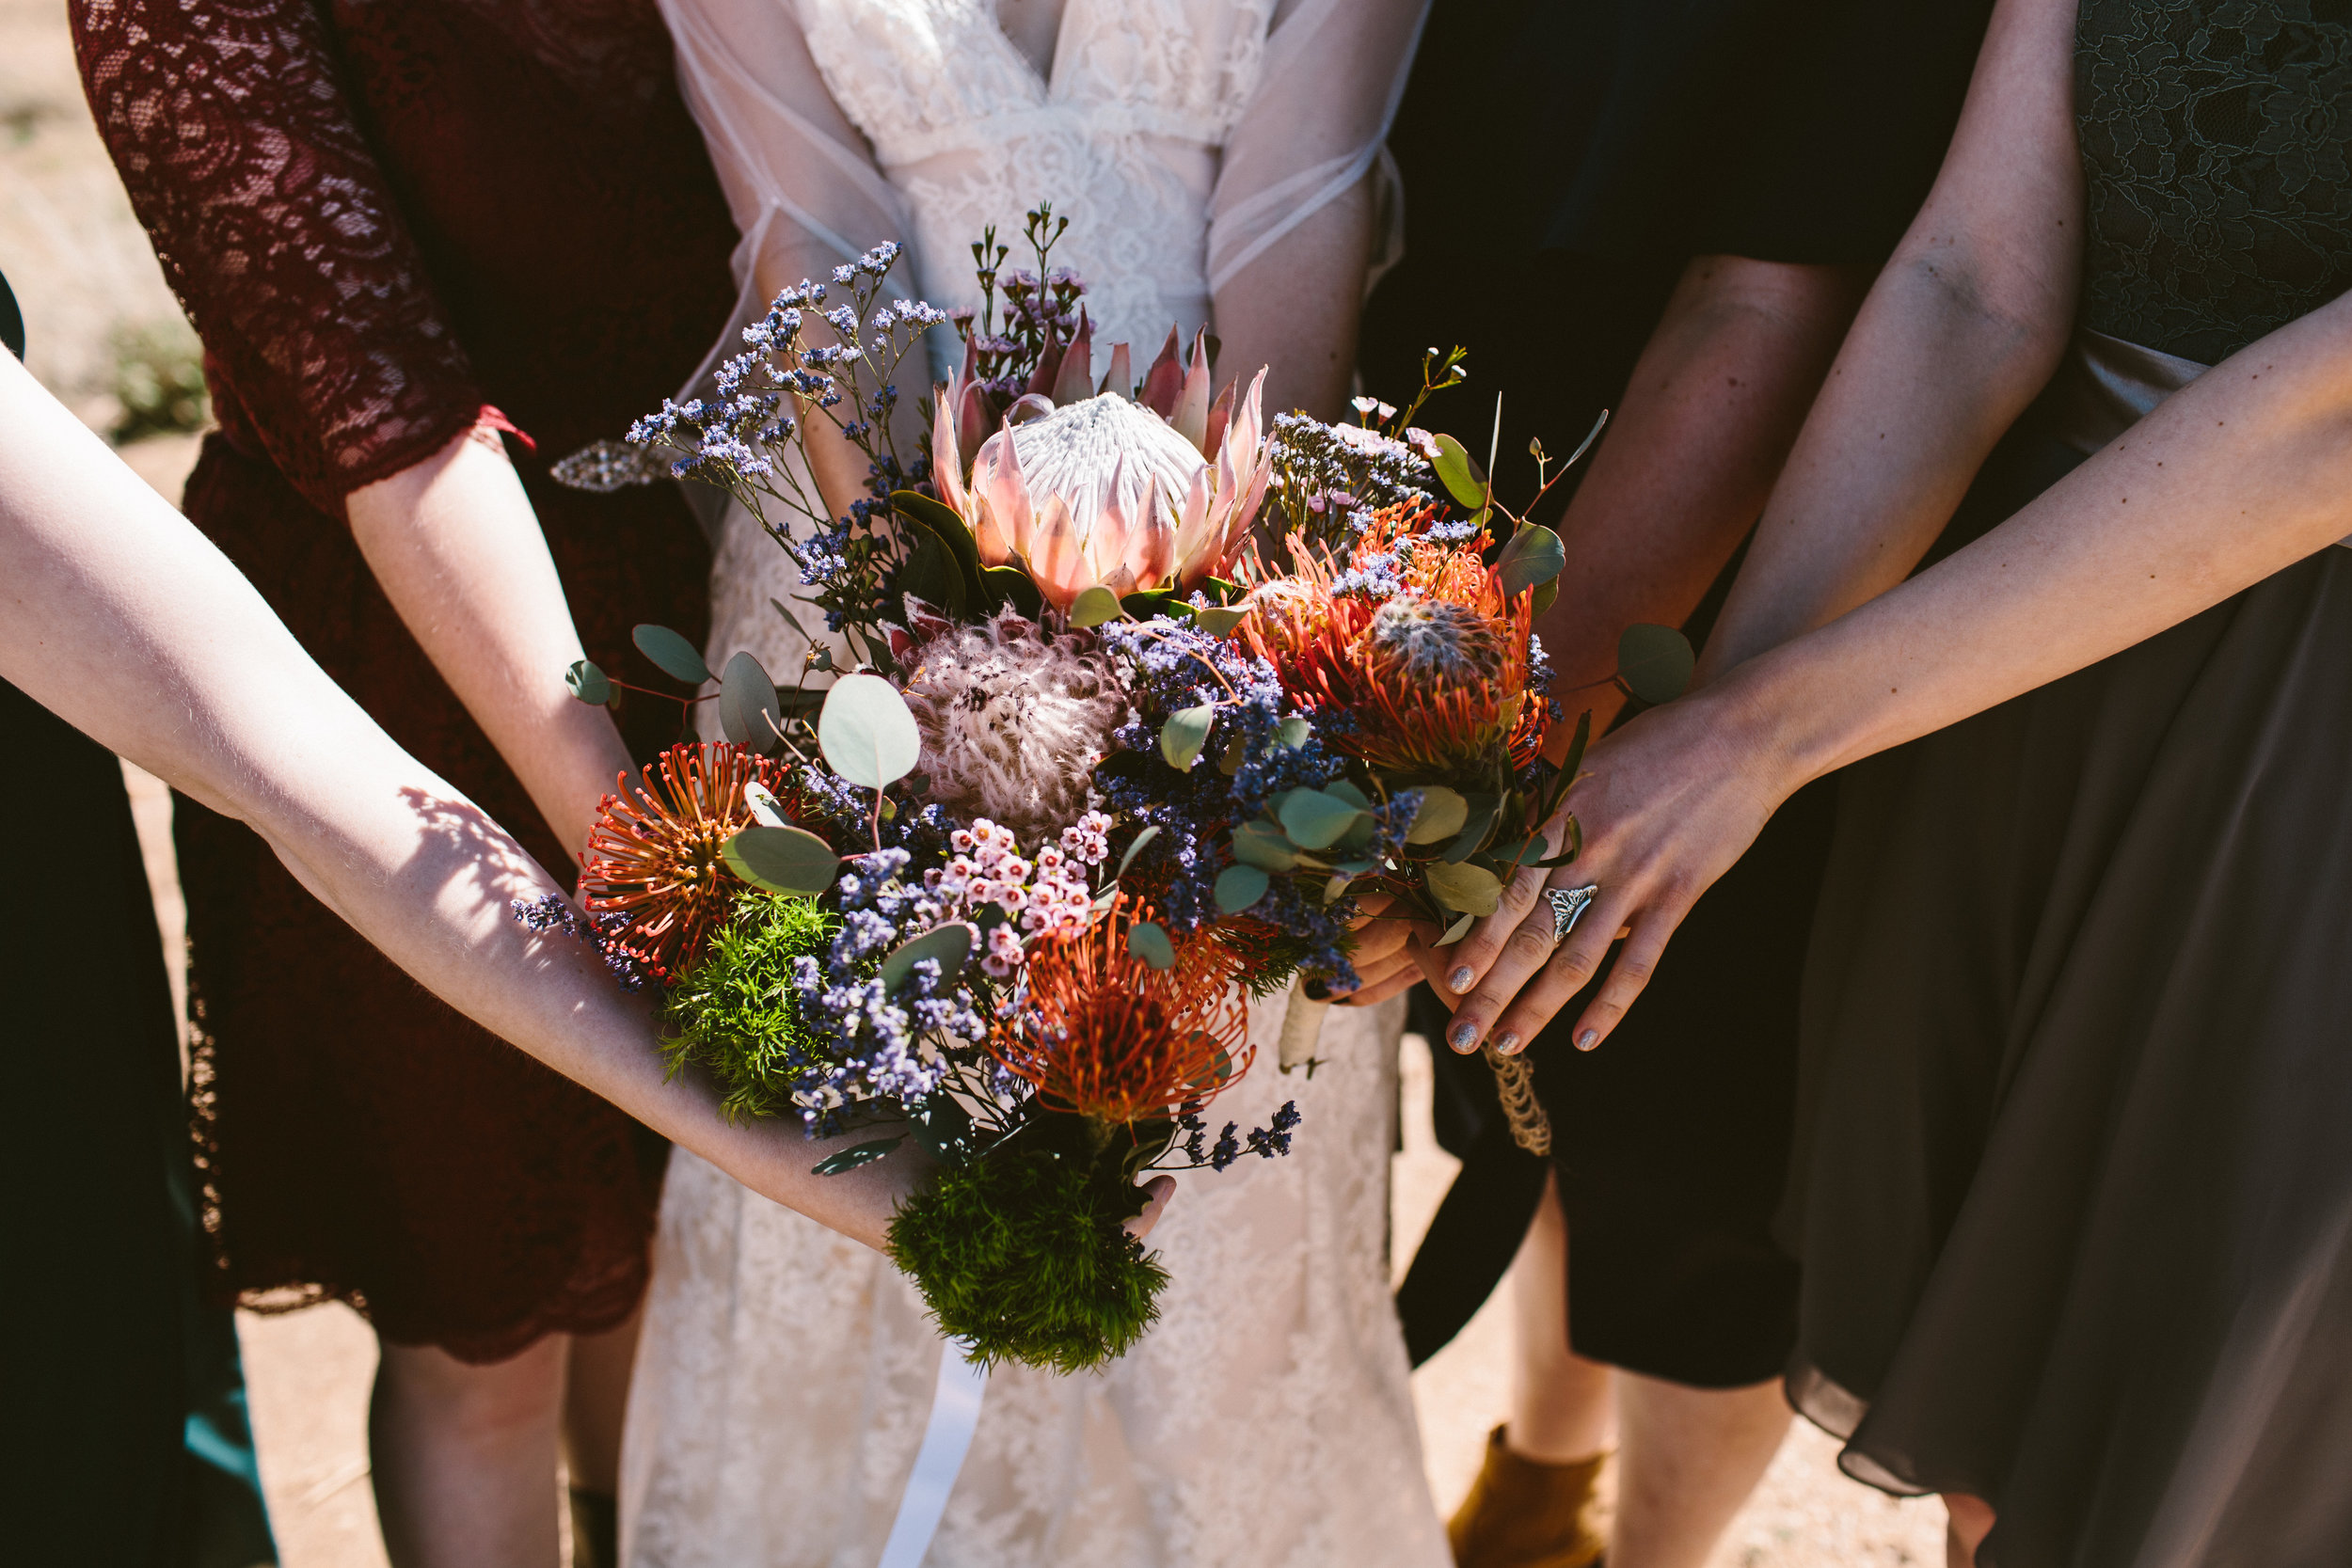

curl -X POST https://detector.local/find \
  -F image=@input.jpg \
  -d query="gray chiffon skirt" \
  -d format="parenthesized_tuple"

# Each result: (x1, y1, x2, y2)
(1784, 335, 2352, 1567)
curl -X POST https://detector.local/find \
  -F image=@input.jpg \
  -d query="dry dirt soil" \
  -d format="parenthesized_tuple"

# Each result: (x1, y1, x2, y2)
(7, 0, 1951, 1560)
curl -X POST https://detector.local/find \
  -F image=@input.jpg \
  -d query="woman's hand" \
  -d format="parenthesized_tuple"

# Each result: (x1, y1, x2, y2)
(1433, 688, 1795, 1056)
(1327, 892, 1441, 1009)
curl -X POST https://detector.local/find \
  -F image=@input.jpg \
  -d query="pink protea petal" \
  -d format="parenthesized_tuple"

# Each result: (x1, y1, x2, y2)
(957, 378, 993, 471)
(931, 382, 969, 518)
(1088, 453, 1136, 578)
(1202, 378, 1237, 461)
(971, 429, 1034, 565)
(1124, 497, 1176, 591)
(1172, 329, 1212, 451)
(1026, 492, 1087, 611)
(1052, 309, 1095, 406)
(1171, 466, 1217, 586)
(1100, 341, 1133, 400)
(1139, 325, 1184, 414)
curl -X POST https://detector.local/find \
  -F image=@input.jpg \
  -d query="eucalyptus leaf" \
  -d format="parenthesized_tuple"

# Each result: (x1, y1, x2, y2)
(879, 922, 974, 994)
(1325, 779, 1373, 811)
(1561, 708, 1593, 782)
(564, 658, 611, 705)
(1406, 784, 1470, 845)
(1160, 703, 1216, 771)
(1322, 872, 1354, 904)
(633, 623, 711, 686)
(722, 824, 839, 895)
(1430, 432, 1486, 509)
(1231, 819, 1299, 872)
(1069, 585, 1124, 627)
(1423, 859, 1504, 916)
(907, 1094, 975, 1166)
(1618, 622, 1696, 706)
(1279, 789, 1367, 850)
(718, 650, 784, 753)
(1443, 794, 1502, 863)
(1434, 911, 1476, 947)
(1214, 863, 1270, 913)
(1532, 578, 1560, 616)
(1127, 920, 1177, 971)
(818, 673, 921, 789)
(1488, 833, 1548, 870)
(1115, 824, 1163, 879)
(1272, 716, 1311, 751)
(1496, 523, 1567, 596)
(1217, 735, 1246, 776)
(1191, 604, 1250, 637)
(812, 1136, 904, 1177)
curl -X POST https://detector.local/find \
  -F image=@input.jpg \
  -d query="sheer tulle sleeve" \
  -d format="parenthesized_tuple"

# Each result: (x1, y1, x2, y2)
(72, 0, 488, 515)
(1208, 0, 1431, 294)
(656, 0, 911, 302)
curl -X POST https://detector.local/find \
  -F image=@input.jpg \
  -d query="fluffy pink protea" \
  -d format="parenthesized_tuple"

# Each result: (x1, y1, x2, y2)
(898, 608, 1130, 844)
(931, 327, 1273, 612)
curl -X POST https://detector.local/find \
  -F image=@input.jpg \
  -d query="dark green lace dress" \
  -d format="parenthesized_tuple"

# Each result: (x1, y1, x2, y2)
(1785, 5, 2352, 1563)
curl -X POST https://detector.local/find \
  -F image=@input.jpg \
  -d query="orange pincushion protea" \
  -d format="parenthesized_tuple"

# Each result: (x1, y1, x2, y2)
(991, 897, 1251, 1125)
(1239, 501, 1550, 775)
(578, 742, 797, 982)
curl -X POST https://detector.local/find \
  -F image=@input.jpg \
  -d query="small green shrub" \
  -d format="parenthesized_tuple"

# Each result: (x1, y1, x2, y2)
(108, 320, 210, 444)
(660, 893, 838, 1120)
(889, 1145, 1166, 1373)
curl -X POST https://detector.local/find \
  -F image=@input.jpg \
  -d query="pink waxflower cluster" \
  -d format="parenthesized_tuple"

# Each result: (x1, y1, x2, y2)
(923, 813, 1116, 977)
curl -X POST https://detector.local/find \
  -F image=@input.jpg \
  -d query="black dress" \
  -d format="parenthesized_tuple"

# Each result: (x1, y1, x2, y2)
(1786, 4, 2352, 1563)
(1362, 0, 1992, 1382)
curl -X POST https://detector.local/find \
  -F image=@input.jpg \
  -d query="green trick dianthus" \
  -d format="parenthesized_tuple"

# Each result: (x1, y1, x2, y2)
(660, 892, 839, 1121)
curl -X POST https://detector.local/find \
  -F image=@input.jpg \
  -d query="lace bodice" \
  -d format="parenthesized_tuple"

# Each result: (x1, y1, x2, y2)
(2076, 0, 2352, 363)
(798, 0, 1271, 347)
(661, 0, 1426, 374)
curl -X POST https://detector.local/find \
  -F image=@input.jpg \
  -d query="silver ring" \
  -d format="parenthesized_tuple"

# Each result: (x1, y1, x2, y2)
(1546, 884, 1600, 943)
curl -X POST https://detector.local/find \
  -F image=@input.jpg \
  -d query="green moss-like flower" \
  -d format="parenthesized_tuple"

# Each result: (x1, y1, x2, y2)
(660, 892, 839, 1120)
(888, 1145, 1167, 1373)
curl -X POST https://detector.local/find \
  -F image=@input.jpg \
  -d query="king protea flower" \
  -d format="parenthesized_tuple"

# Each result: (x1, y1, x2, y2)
(1239, 501, 1551, 776)
(932, 325, 1273, 612)
(577, 742, 797, 982)
(990, 896, 1250, 1125)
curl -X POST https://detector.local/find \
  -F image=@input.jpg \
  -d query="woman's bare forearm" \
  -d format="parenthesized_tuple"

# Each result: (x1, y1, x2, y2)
(1698, 0, 2085, 680)
(0, 353, 916, 1247)
(345, 430, 633, 857)
(1709, 299, 2352, 794)
(1214, 176, 1375, 421)
(1535, 256, 1870, 739)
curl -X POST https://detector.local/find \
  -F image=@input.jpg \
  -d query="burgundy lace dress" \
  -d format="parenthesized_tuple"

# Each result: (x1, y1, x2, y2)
(72, 0, 739, 1360)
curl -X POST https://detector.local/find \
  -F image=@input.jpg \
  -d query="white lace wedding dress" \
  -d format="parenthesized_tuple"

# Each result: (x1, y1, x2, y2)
(620, 3, 1447, 1564)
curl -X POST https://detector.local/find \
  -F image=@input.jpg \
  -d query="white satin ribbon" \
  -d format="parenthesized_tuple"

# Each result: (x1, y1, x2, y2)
(876, 1338, 990, 1568)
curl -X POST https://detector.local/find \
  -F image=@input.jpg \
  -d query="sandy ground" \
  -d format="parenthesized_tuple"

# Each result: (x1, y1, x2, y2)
(11, 0, 1951, 1559)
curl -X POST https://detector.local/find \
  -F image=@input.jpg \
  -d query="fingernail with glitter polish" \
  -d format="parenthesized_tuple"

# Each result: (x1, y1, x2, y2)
(1449, 966, 1475, 992)
(1496, 1031, 1520, 1055)
(1577, 1029, 1599, 1052)
(1448, 1020, 1480, 1052)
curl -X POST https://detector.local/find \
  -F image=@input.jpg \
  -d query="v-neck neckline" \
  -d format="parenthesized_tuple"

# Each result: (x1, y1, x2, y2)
(991, 0, 1073, 94)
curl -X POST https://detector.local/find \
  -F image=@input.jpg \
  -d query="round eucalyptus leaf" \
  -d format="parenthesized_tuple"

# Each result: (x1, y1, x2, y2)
(1160, 703, 1216, 772)
(718, 650, 783, 753)
(632, 623, 712, 686)
(879, 921, 975, 994)
(818, 673, 922, 789)
(1190, 604, 1250, 637)
(1272, 715, 1311, 751)
(1214, 863, 1270, 913)
(564, 658, 612, 705)
(1618, 622, 1696, 706)
(1127, 919, 1177, 971)
(1430, 432, 1486, 509)
(1496, 523, 1567, 596)
(1069, 585, 1124, 627)
(722, 824, 839, 896)
(1422, 859, 1504, 916)
(1406, 785, 1470, 845)
(1442, 793, 1503, 863)
(1231, 819, 1300, 872)
(1279, 789, 1367, 851)
(1433, 911, 1476, 947)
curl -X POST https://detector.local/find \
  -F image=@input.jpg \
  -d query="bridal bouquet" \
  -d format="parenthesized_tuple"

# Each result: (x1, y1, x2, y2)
(539, 209, 1642, 1370)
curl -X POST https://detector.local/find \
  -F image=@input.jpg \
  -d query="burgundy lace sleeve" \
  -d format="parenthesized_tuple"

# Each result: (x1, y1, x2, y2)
(72, 0, 488, 515)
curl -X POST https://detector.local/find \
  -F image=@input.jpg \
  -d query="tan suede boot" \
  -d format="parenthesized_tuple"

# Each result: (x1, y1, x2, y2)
(1446, 1425, 1610, 1568)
